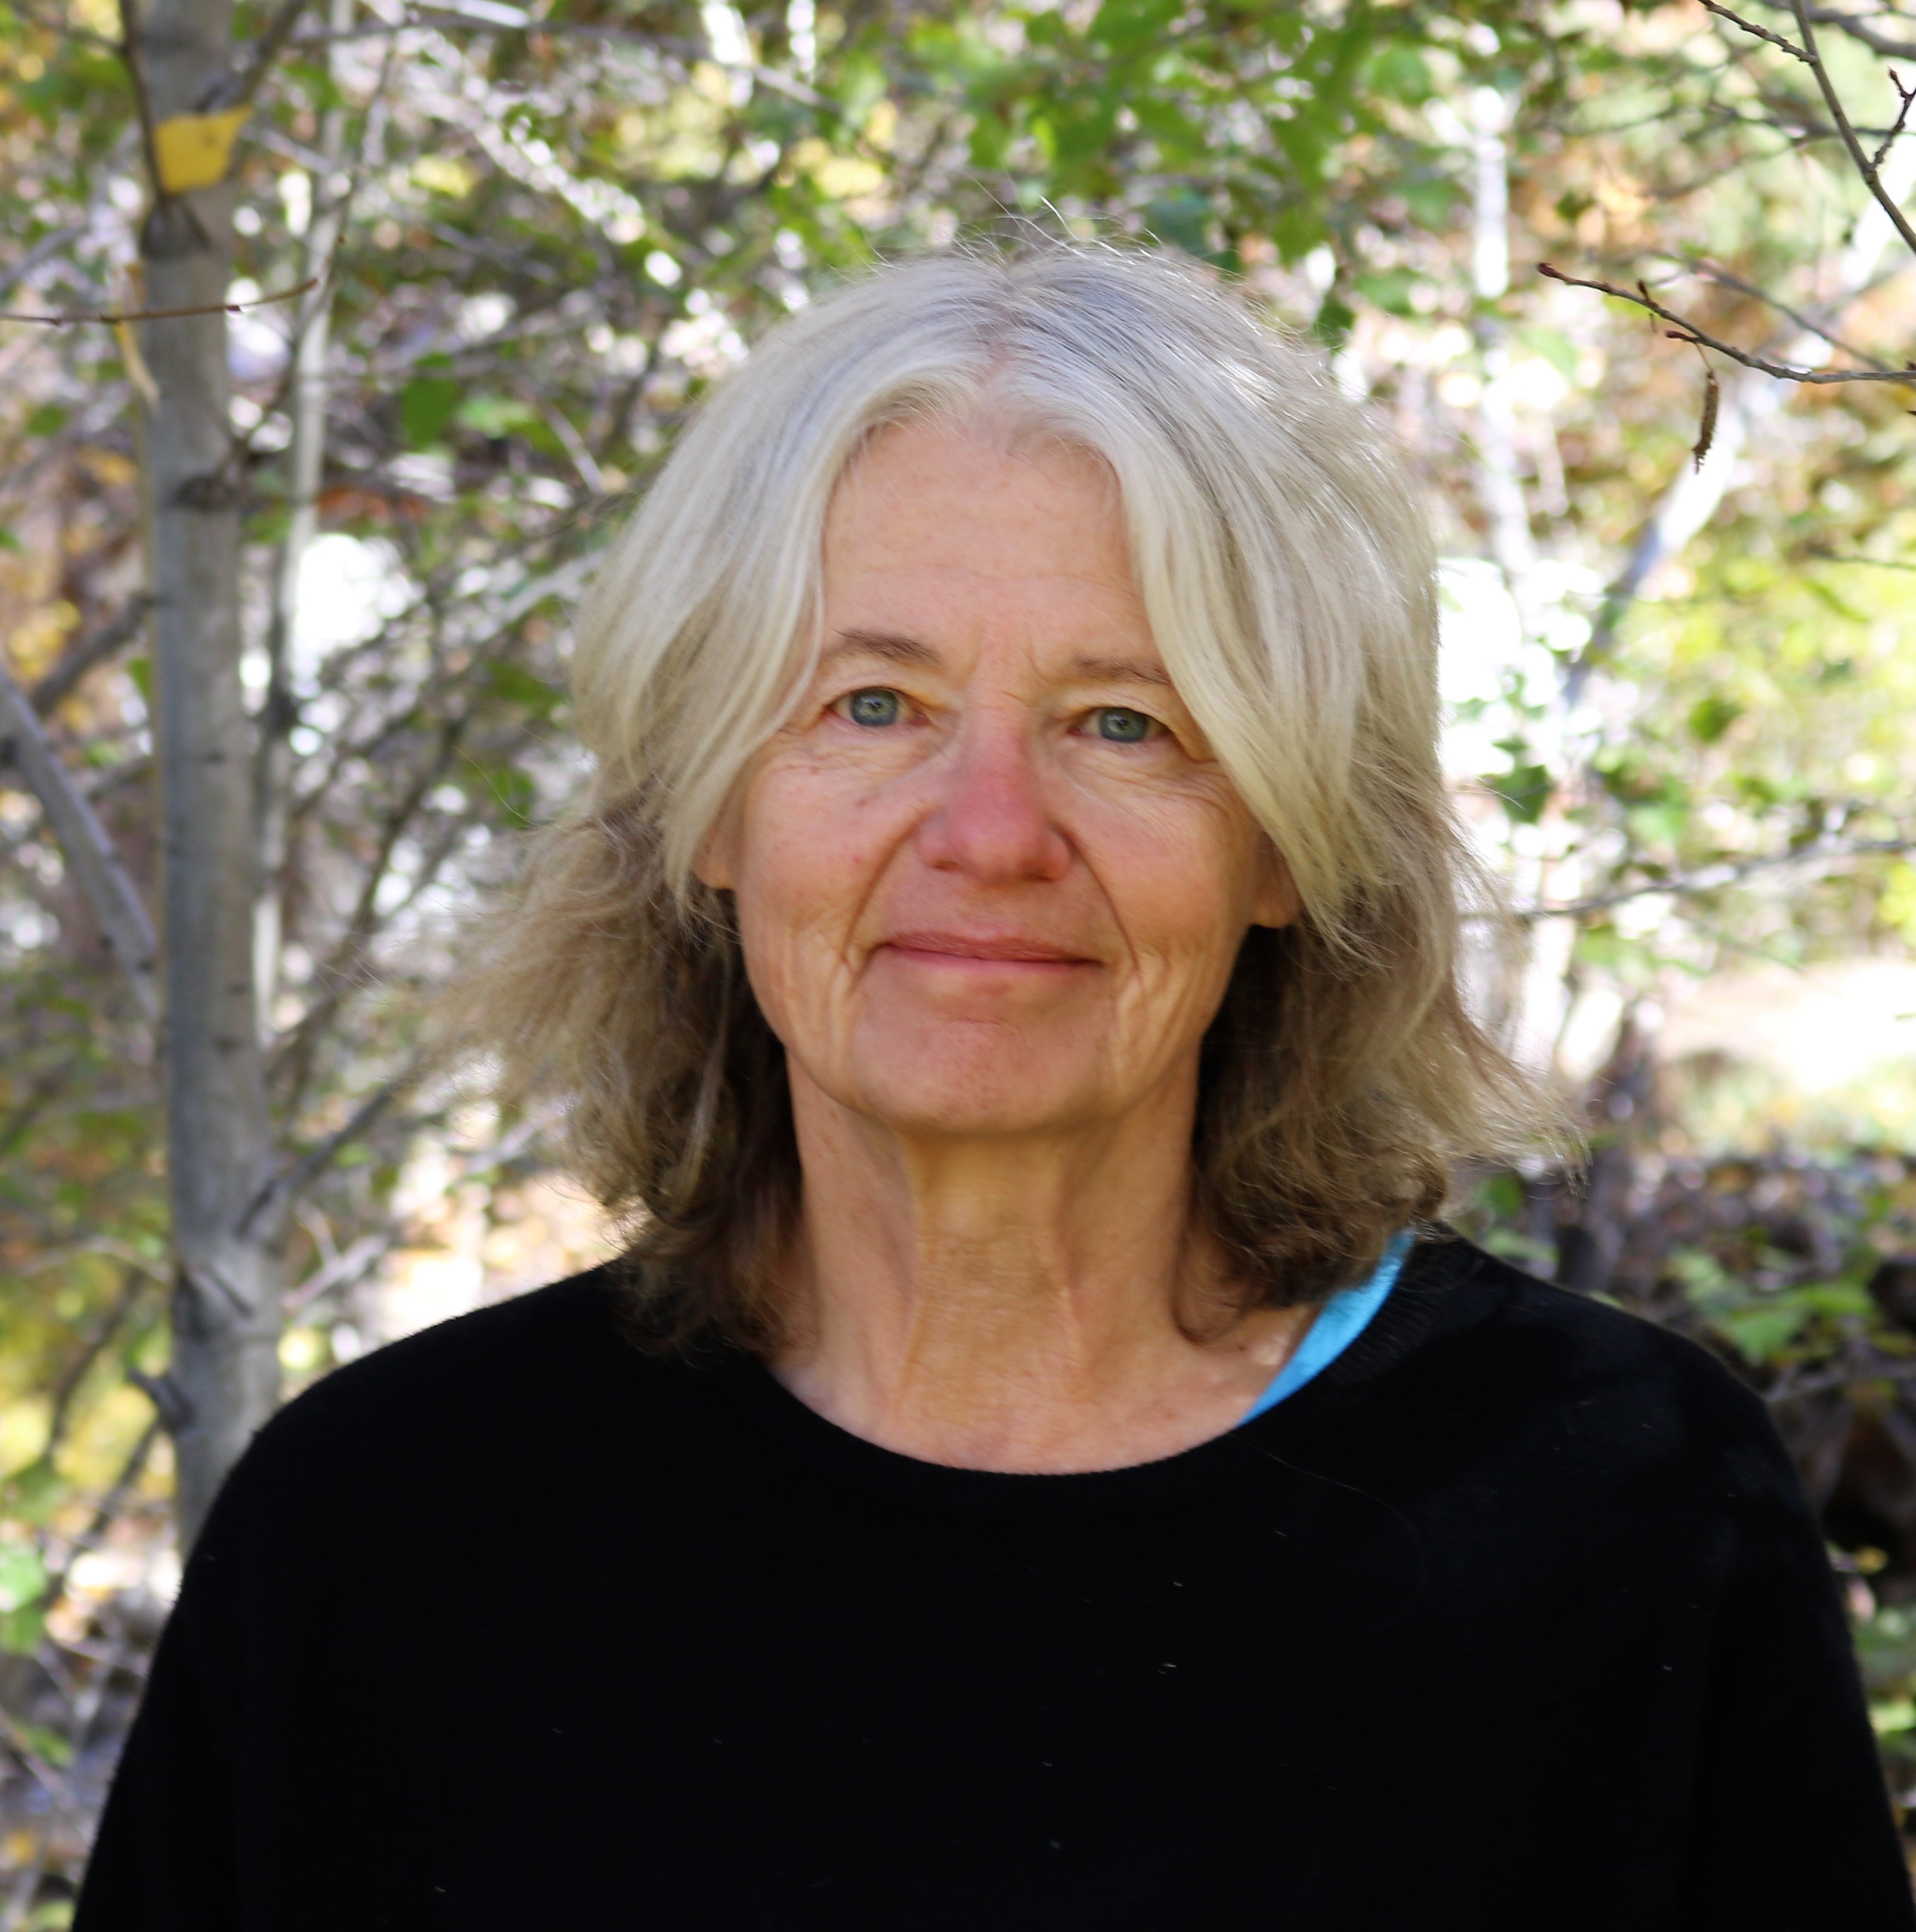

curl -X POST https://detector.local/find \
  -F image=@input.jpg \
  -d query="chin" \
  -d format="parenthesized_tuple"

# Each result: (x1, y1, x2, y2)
(843, 1035, 1107, 1140)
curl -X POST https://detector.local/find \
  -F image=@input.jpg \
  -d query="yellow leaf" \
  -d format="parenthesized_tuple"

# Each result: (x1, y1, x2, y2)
(414, 155, 475, 198)
(153, 107, 250, 195)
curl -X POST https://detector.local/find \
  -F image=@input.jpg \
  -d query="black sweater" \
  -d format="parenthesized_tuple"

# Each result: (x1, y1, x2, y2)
(76, 1236, 1912, 1930)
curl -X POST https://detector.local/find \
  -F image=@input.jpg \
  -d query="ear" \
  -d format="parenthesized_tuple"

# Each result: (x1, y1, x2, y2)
(692, 812, 736, 894)
(1250, 843, 1300, 930)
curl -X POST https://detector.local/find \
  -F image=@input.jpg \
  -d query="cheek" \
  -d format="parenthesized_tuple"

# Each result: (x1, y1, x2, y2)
(729, 767, 897, 982)
(1092, 793, 1264, 969)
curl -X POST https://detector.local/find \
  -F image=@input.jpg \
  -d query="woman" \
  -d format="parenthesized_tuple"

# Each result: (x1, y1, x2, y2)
(78, 248, 1909, 1928)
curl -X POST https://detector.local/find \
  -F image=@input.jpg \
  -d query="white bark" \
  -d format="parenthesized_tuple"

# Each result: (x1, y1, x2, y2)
(136, 0, 283, 1546)
(1431, 86, 1543, 645)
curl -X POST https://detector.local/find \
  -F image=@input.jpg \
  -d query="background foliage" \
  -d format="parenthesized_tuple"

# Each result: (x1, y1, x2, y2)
(3, 0, 1915, 1912)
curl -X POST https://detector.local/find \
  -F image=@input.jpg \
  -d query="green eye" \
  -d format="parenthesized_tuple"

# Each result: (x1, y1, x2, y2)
(1093, 707, 1154, 743)
(846, 688, 902, 727)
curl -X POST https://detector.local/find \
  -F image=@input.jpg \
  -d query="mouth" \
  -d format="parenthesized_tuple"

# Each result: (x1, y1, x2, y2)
(877, 931, 1098, 970)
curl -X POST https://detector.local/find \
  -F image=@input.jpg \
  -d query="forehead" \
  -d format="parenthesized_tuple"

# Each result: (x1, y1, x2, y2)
(822, 418, 1136, 603)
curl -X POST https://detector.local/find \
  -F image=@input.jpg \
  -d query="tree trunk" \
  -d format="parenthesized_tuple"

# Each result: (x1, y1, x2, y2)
(134, 0, 283, 1547)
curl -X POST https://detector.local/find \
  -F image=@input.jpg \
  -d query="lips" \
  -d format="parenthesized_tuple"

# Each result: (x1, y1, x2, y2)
(878, 931, 1096, 965)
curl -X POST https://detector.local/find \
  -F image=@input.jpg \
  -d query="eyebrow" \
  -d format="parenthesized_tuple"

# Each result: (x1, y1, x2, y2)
(1067, 654, 1173, 690)
(824, 629, 942, 670)
(825, 632, 1174, 692)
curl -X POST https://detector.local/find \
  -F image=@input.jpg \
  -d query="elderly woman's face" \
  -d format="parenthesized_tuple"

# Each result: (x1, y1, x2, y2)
(699, 419, 1294, 1141)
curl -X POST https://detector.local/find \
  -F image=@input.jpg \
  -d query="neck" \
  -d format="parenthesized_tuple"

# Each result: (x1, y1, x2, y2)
(774, 1064, 1310, 1472)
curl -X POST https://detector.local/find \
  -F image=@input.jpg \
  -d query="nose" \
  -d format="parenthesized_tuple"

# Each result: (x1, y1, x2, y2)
(916, 708, 1072, 884)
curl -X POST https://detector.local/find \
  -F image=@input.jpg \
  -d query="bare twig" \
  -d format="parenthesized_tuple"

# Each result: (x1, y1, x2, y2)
(0, 276, 317, 329)
(29, 595, 151, 716)
(1537, 262, 1916, 381)
(113, 0, 166, 207)
(126, 1368, 191, 1433)
(272, 717, 466, 1109)
(1670, 255, 1890, 367)
(1795, 2, 1916, 62)
(0, 1058, 76, 1163)
(0, 224, 86, 309)
(0, 652, 159, 1018)
(42, 1267, 153, 1462)
(1701, 0, 1812, 58)
(1872, 67, 1916, 170)
(286, 1227, 401, 1312)
(1516, 835, 1916, 921)
(1792, 0, 1916, 258)
(241, 1058, 425, 1237)
(1766, 1346, 1916, 1402)
(210, 0, 312, 107)
(36, 1417, 164, 1617)
(1811, 548, 1916, 568)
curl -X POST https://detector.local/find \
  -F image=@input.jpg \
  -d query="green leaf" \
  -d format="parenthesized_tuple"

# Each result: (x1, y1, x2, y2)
(1687, 694, 1742, 744)
(456, 394, 537, 438)
(401, 376, 463, 450)
(1353, 268, 1420, 317)
(2, 1456, 64, 1525)
(24, 402, 67, 438)
(1485, 760, 1553, 826)
(1364, 42, 1432, 103)
(485, 660, 562, 719)
(1517, 326, 1578, 380)
(1806, 578, 1868, 623)
(13, 1718, 71, 1766)
(465, 755, 537, 826)
(1719, 1302, 1811, 1363)
(1310, 292, 1354, 349)
(1091, 0, 1182, 55)
(0, 1540, 48, 1614)
(0, 1604, 44, 1658)
(1145, 188, 1215, 258)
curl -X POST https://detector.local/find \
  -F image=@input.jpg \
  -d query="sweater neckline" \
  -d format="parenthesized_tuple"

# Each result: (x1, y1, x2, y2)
(718, 1236, 1494, 1516)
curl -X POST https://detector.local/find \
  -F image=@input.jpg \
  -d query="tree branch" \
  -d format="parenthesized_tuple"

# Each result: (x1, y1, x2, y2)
(35, 1416, 164, 1617)
(1669, 255, 1892, 367)
(1516, 835, 1916, 921)
(1792, 0, 1916, 258)
(1701, 0, 1812, 60)
(1870, 65, 1915, 171)
(1536, 262, 1916, 380)
(0, 652, 159, 1018)
(205, 0, 312, 109)
(1765, 1349, 1916, 1404)
(29, 595, 151, 716)
(0, 224, 86, 309)
(1794, 2, 1916, 62)
(113, 0, 166, 209)
(240, 1057, 424, 1237)
(41, 1266, 153, 1462)
(0, 276, 316, 328)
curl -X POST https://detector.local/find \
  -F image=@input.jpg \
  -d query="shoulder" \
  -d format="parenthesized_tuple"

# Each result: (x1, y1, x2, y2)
(1373, 1236, 1793, 1497)
(204, 1267, 714, 1541)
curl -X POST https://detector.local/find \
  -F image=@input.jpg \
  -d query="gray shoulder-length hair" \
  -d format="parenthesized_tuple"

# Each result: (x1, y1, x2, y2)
(456, 243, 1555, 1347)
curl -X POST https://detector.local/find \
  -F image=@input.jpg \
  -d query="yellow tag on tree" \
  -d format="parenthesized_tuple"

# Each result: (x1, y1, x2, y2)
(152, 108, 250, 195)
